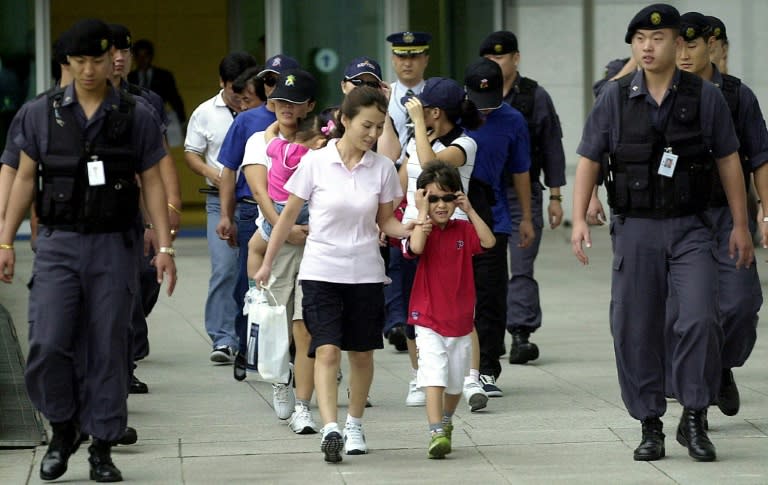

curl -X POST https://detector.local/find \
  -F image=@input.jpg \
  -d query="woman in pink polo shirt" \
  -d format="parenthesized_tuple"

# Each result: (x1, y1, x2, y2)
(253, 86, 412, 464)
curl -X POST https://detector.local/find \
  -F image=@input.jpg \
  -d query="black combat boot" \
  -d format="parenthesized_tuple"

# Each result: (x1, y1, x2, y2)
(88, 439, 123, 482)
(676, 408, 716, 462)
(508, 328, 539, 364)
(717, 368, 740, 416)
(40, 420, 83, 481)
(633, 417, 665, 461)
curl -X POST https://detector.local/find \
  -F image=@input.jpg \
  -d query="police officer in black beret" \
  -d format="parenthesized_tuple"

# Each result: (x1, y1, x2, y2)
(0, 18, 177, 482)
(478, 30, 567, 366)
(571, 4, 753, 462)
(667, 11, 768, 419)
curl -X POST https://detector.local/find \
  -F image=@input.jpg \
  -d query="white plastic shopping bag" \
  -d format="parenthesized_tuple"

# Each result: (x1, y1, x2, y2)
(243, 284, 290, 383)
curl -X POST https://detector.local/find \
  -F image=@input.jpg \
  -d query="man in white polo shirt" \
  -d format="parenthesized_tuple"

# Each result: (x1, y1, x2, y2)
(184, 52, 258, 365)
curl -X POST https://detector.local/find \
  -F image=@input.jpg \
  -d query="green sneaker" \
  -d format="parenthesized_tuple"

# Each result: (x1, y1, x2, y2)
(443, 423, 453, 454)
(428, 432, 451, 459)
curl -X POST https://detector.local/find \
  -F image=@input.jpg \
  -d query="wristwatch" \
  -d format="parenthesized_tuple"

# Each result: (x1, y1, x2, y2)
(549, 194, 563, 202)
(158, 246, 176, 257)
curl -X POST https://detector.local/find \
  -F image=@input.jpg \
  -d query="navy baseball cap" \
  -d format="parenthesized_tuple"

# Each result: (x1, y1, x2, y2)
(402, 77, 465, 113)
(479, 31, 519, 56)
(464, 58, 503, 110)
(625, 4, 681, 43)
(387, 31, 431, 55)
(680, 12, 712, 42)
(109, 23, 132, 50)
(258, 54, 300, 77)
(343, 56, 382, 81)
(66, 19, 113, 57)
(268, 69, 316, 104)
(707, 15, 727, 41)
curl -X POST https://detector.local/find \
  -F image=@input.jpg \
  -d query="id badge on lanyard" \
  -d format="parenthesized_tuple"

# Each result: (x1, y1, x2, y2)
(87, 155, 106, 186)
(657, 147, 678, 178)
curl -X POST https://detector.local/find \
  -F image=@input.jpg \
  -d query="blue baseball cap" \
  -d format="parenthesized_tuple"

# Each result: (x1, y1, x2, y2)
(401, 77, 465, 113)
(258, 54, 300, 77)
(343, 56, 383, 81)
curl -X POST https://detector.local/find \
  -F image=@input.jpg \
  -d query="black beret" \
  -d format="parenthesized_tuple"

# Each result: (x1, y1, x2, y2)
(707, 16, 727, 41)
(680, 12, 712, 42)
(66, 19, 112, 57)
(625, 4, 680, 44)
(53, 30, 72, 66)
(109, 23, 132, 50)
(478, 31, 518, 56)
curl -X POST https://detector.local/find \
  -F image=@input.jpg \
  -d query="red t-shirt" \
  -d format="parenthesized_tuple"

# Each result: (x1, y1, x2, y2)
(405, 219, 483, 337)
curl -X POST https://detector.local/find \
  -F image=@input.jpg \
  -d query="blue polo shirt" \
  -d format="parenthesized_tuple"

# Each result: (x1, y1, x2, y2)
(466, 103, 531, 235)
(218, 104, 276, 200)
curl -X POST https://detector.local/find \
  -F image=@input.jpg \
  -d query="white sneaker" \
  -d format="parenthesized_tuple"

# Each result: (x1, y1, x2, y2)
(463, 379, 489, 412)
(343, 422, 368, 455)
(405, 379, 426, 406)
(320, 424, 343, 463)
(288, 404, 318, 434)
(272, 366, 295, 420)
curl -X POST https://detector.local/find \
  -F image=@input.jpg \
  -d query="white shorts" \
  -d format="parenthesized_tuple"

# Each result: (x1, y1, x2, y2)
(414, 325, 471, 395)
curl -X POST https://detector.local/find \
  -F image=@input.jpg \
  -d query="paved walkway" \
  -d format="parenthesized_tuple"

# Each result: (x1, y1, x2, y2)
(1, 226, 767, 484)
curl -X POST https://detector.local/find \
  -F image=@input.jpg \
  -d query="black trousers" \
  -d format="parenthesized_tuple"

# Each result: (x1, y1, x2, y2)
(474, 233, 509, 378)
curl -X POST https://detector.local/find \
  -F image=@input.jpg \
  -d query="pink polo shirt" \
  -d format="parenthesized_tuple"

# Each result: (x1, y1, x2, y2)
(285, 139, 402, 284)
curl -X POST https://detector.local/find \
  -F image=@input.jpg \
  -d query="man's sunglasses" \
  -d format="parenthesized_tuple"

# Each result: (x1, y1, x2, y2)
(427, 194, 458, 204)
(262, 74, 278, 87)
(347, 78, 381, 89)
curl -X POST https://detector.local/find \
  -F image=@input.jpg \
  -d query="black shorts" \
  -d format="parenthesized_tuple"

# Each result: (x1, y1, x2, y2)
(301, 280, 385, 357)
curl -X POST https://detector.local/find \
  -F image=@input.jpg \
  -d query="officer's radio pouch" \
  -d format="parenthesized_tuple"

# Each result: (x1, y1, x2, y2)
(611, 143, 653, 210)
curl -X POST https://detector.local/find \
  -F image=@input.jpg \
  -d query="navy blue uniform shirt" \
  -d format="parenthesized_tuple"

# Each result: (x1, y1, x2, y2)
(17, 84, 166, 173)
(577, 68, 739, 163)
(710, 65, 768, 171)
(503, 74, 567, 188)
(467, 103, 531, 235)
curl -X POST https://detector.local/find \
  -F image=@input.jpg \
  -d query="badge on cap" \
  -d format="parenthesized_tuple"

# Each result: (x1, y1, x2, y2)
(126, 35, 131, 45)
(685, 27, 695, 40)
(285, 74, 295, 87)
(272, 57, 282, 67)
(403, 32, 415, 44)
(100, 38, 108, 51)
(651, 12, 661, 25)
(480, 78, 488, 89)
(714, 27, 721, 37)
(494, 44, 503, 53)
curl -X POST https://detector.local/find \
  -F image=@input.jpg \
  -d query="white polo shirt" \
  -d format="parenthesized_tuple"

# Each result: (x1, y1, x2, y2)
(285, 139, 402, 284)
(184, 90, 236, 186)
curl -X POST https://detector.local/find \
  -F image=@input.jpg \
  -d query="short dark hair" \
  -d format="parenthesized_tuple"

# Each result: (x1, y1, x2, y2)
(132, 39, 154, 57)
(233, 65, 267, 102)
(416, 160, 462, 193)
(219, 51, 258, 83)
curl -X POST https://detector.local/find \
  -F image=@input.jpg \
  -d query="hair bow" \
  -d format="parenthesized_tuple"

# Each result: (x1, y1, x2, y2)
(321, 120, 336, 136)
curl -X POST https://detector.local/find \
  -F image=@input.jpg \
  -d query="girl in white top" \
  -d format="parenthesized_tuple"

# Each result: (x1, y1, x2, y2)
(394, 77, 489, 413)
(253, 87, 413, 464)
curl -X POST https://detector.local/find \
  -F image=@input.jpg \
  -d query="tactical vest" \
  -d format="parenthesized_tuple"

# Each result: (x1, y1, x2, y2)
(508, 77, 543, 182)
(37, 88, 139, 232)
(709, 73, 750, 207)
(605, 71, 715, 218)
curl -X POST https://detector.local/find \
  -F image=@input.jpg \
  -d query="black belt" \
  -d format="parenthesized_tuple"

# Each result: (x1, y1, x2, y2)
(199, 186, 219, 195)
(614, 208, 701, 219)
(237, 197, 258, 205)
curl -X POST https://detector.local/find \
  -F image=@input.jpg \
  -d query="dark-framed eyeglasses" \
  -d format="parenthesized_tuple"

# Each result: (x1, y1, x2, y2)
(347, 78, 381, 89)
(427, 194, 458, 204)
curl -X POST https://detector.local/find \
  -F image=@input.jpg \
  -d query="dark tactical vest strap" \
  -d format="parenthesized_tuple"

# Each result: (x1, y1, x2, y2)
(608, 71, 714, 217)
(709, 73, 750, 207)
(510, 77, 543, 182)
